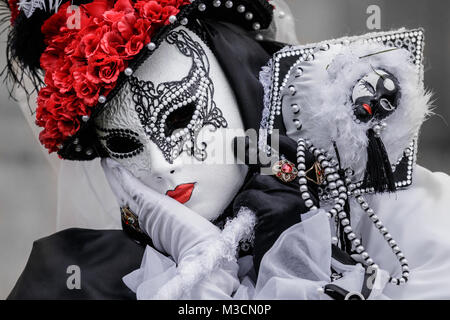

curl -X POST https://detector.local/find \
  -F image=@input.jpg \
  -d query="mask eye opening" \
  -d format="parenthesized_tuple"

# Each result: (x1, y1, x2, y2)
(98, 129, 144, 158)
(164, 101, 197, 137)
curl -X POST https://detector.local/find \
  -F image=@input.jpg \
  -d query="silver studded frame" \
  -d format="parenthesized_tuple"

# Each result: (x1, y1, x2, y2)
(260, 28, 425, 199)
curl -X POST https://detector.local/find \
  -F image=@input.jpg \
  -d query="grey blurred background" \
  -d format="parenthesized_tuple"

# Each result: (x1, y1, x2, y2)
(0, 0, 449, 299)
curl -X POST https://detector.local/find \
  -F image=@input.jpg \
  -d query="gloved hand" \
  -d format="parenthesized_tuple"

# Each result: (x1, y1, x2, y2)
(101, 158, 246, 299)
(102, 158, 220, 263)
(233, 135, 319, 272)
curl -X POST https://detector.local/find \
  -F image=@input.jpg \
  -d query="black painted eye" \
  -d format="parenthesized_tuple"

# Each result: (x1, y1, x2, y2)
(106, 135, 143, 154)
(164, 102, 196, 136)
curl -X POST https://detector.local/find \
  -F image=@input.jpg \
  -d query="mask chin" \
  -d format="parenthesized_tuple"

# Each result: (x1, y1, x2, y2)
(95, 26, 248, 221)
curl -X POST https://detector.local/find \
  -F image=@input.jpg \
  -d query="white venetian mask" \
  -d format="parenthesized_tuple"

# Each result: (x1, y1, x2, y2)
(95, 26, 248, 221)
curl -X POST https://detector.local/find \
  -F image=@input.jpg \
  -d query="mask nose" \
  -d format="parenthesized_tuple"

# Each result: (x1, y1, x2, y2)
(146, 139, 179, 180)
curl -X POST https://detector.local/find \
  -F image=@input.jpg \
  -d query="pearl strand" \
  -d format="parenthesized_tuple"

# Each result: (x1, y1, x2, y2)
(296, 138, 409, 285)
(355, 195, 410, 285)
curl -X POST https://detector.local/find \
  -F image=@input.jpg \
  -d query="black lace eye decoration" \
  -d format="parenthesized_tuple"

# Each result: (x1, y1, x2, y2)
(352, 69, 401, 123)
(128, 29, 228, 164)
(97, 128, 144, 159)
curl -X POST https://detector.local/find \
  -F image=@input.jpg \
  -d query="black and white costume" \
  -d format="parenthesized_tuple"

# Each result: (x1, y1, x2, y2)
(3, 0, 450, 300)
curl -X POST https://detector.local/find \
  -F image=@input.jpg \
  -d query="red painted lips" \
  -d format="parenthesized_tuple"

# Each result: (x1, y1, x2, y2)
(166, 183, 195, 204)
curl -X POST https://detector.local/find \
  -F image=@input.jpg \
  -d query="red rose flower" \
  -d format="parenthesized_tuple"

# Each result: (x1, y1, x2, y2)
(40, 46, 64, 75)
(100, 30, 127, 57)
(125, 34, 145, 56)
(36, 0, 191, 154)
(134, 17, 151, 40)
(76, 23, 109, 58)
(135, 1, 164, 23)
(112, 0, 134, 13)
(115, 12, 138, 39)
(39, 118, 64, 153)
(87, 53, 124, 84)
(158, 0, 190, 7)
(41, 2, 71, 43)
(53, 61, 74, 94)
(57, 118, 80, 137)
(83, 0, 113, 19)
(160, 6, 179, 24)
(72, 67, 101, 105)
(63, 95, 89, 118)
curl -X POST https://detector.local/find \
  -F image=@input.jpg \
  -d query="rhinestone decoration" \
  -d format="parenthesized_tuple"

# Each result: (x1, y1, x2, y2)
(272, 159, 299, 183)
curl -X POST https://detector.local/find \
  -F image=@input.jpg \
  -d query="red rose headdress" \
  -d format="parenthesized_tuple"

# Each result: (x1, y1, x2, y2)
(1, 0, 274, 159)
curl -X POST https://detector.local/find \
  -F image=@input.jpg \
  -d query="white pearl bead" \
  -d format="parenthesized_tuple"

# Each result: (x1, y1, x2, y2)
(124, 67, 133, 76)
(344, 226, 352, 233)
(168, 15, 177, 24)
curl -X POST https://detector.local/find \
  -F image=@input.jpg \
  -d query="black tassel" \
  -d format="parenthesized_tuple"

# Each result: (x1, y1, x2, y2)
(364, 129, 396, 193)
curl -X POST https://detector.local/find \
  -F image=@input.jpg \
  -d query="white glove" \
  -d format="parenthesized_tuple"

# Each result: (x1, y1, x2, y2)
(101, 158, 254, 299)
(101, 158, 220, 262)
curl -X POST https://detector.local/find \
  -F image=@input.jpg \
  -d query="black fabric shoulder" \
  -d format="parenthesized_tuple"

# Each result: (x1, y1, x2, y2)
(7, 228, 144, 300)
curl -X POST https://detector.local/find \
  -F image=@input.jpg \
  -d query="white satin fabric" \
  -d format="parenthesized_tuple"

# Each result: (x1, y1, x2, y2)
(352, 165, 450, 299)
(123, 165, 450, 300)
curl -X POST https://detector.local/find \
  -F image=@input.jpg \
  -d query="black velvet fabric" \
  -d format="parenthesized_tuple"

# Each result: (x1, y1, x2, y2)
(8, 229, 144, 300)
(233, 135, 319, 272)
